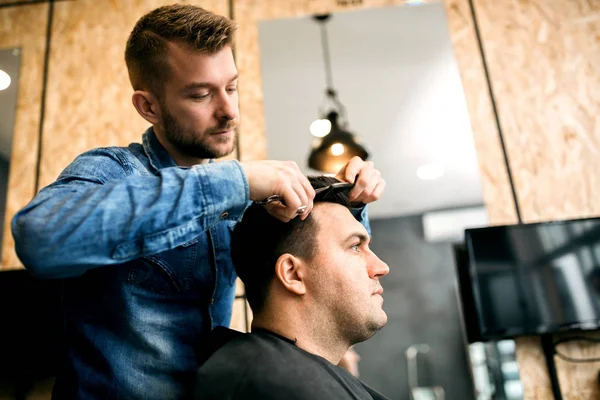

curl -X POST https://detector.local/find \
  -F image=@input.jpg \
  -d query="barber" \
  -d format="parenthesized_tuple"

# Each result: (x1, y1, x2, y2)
(11, 4, 385, 400)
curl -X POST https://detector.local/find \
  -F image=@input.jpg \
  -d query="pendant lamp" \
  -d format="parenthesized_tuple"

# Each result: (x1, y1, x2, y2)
(308, 14, 369, 174)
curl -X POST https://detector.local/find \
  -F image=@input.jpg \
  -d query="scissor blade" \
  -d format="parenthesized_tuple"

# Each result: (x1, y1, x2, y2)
(314, 182, 354, 195)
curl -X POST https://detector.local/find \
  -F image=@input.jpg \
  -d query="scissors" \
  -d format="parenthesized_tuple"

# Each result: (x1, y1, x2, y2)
(256, 182, 355, 215)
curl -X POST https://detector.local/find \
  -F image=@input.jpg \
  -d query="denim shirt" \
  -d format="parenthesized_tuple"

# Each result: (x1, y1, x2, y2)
(11, 127, 370, 400)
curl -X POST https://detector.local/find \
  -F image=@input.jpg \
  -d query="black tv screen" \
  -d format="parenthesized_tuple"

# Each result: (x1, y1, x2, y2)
(465, 218, 600, 340)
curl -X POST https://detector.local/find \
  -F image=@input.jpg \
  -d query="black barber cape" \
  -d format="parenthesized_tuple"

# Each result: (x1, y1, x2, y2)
(194, 327, 390, 400)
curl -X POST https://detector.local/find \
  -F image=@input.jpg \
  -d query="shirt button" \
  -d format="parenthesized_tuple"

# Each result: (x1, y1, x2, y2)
(211, 298, 215, 304)
(220, 211, 229, 219)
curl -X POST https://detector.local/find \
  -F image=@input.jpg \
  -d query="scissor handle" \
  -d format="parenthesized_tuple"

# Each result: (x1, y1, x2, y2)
(255, 195, 284, 205)
(255, 196, 307, 215)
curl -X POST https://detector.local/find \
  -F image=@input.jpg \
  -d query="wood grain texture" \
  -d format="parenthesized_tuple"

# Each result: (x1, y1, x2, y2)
(474, 0, 600, 224)
(554, 332, 600, 399)
(230, 297, 253, 333)
(474, 1, 600, 398)
(0, 0, 41, 4)
(444, 0, 520, 226)
(38, 0, 231, 189)
(0, 2, 48, 270)
(516, 332, 600, 400)
(515, 336, 555, 400)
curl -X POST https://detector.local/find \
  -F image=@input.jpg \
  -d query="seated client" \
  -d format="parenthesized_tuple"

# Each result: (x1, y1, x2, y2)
(195, 176, 391, 400)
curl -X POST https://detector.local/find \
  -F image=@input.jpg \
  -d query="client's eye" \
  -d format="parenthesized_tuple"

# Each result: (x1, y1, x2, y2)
(350, 244, 360, 252)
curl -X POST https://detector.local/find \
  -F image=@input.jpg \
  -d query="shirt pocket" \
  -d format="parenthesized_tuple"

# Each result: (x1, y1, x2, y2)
(127, 240, 197, 295)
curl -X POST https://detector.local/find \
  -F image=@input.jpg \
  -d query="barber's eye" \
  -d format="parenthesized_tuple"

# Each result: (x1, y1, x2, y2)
(191, 93, 210, 100)
(351, 244, 360, 251)
(227, 87, 237, 93)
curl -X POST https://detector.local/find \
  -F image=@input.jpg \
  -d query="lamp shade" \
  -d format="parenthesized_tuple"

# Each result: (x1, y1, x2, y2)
(308, 111, 369, 173)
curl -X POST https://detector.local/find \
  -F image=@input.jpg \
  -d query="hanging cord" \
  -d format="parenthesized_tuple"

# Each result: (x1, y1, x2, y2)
(319, 20, 334, 90)
(553, 336, 600, 363)
(315, 15, 348, 126)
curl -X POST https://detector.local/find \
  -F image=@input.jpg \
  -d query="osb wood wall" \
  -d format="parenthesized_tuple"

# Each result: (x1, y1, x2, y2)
(0, 0, 41, 4)
(0, 2, 48, 271)
(475, 0, 600, 224)
(233, 0, 600, 399)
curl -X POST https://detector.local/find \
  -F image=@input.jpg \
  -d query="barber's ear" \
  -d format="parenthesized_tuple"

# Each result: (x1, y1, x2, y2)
(132, 90, 161, 125)
(275, 254, 306, 296)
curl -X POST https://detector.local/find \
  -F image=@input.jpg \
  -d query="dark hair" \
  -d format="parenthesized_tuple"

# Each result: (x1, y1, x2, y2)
(231, 176, 356, 314)
(125, 4, 236, 98)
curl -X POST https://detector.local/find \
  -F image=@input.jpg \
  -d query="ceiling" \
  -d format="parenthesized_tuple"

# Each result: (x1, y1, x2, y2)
(258, 3, 484, 220)
(0, 47, 20, 161)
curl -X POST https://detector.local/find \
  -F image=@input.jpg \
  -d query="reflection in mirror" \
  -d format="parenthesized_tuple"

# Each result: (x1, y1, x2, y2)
(0, 47, 21, 259)
(258, 3, 518, 399)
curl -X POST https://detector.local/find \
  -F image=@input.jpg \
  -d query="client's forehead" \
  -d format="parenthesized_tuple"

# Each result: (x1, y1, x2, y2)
(311, 203, 367, 239)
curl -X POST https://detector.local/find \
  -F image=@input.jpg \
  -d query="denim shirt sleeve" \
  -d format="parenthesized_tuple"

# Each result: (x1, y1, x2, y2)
(351, 206, 371, 236)
(11, 148, 250, 279)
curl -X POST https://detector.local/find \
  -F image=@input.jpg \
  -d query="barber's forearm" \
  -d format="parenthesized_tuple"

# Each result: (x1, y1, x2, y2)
(12, 160, 249, 279)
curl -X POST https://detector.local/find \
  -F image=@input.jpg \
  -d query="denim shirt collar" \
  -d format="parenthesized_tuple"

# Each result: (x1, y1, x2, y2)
(142, 127, 178, 172)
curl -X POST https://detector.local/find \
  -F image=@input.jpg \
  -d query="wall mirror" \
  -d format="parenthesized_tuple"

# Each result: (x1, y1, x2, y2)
(0, 47, 21, 259)
(257, 3, 522, 399)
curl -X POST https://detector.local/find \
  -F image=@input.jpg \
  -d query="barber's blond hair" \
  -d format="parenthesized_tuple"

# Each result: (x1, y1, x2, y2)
(125, 4, 236, 97)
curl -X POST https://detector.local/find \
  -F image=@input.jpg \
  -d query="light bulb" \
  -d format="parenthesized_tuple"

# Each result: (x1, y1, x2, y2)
(0, 70, 11, 91)
(416, 163, 444, 180)
(310, 119, 331, 137)
(330, 143, 345, 156)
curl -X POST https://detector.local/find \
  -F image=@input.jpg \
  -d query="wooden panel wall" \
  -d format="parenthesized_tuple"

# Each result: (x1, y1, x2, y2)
(0, 0, 39, 4)
(473, 1, 600, 399)
(475, 0, 600, 224)
(0, 2, 48, 270)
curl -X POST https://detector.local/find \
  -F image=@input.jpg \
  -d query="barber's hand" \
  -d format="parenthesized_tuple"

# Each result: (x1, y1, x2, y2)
(335, 157, 386, 204)
(241, 160, 315, 222)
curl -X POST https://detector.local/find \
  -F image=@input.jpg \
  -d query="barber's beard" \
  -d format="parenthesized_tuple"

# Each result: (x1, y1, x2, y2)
(161, 105, 237, 160)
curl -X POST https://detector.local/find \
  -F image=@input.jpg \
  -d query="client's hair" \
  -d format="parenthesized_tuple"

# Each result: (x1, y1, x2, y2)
(231, 176, 354, 314)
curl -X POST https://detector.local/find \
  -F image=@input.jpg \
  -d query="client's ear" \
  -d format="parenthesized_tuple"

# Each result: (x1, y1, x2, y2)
(275, 254, 306, 295)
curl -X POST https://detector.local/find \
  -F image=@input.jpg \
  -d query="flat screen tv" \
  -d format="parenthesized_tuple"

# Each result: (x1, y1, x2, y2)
(452, 243, 482, 344)
(465, 218, 600, 340)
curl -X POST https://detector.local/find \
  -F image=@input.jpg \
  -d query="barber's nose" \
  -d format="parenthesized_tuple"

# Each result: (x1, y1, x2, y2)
(216, 90, 238, 121)
(368, 252, 389, 279)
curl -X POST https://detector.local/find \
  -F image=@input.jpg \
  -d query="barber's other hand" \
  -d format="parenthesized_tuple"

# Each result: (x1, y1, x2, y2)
(241, 160, 315, 222)
(335, 156, 386, 204)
